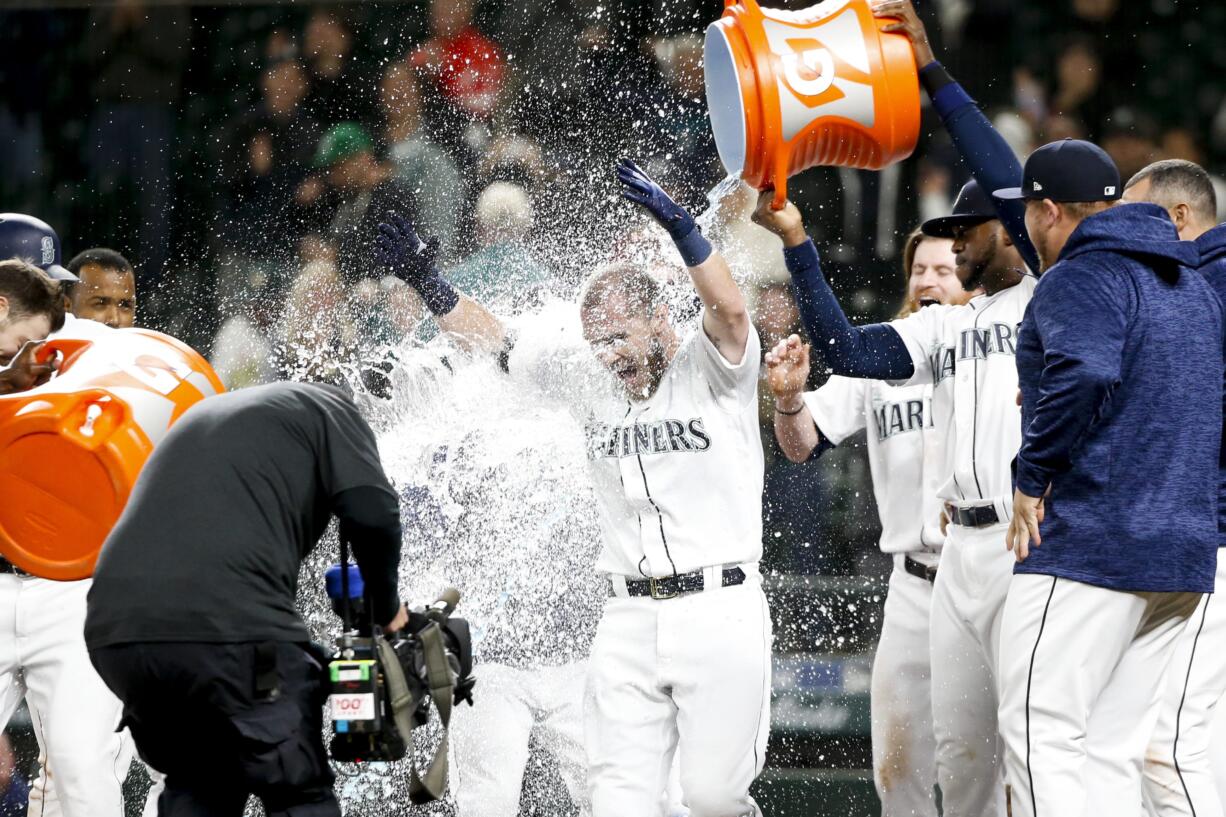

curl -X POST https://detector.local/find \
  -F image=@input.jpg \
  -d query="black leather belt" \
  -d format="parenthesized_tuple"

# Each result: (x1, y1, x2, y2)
(904, 556, 938, 583)
(947, 504, 1000, 528)
(622, 567, 746, 600)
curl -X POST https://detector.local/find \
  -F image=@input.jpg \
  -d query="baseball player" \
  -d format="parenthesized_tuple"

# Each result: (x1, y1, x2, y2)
(755, 172, 1030, 817)
(373, 159, 769, 817)
(0, 215, 153, 817)
(64, 247, 137, 329)
(760, 5, 1039, 811)
(1124, 160, 1226, 817)
(396, 416, 606, 817)
(997, 141, 1222, 817)
(766, 227, 971, 816)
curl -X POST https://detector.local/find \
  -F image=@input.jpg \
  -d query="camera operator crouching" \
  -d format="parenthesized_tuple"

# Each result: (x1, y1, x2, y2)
(84, 381, 408, 817)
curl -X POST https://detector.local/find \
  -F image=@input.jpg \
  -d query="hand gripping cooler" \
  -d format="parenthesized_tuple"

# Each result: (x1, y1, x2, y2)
(0, 322, 224, 580)
(704, 0, 921, 207)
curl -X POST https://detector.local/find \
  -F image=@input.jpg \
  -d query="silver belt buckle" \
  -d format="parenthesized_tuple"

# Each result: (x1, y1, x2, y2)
(648, 577, 678, 600)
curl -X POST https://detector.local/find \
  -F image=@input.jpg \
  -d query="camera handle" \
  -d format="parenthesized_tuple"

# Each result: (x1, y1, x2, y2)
(338, 535, 353, 637)
(335, 535, 376, 658)
(376, 620, 454, 803)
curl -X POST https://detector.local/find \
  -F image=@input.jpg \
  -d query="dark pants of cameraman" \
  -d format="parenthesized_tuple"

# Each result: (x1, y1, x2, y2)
(90, 641, 340, 817)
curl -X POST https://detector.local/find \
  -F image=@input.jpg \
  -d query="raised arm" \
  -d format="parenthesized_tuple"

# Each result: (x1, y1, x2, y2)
(873, 0, 1040, 274)
(615, 160, 751, 363)
(752, 193, 914, 381)
(766, 335, 822, 461)
(375, 213, 507, 354)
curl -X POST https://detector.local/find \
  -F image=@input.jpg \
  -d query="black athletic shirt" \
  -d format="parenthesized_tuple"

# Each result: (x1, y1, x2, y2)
(85, 381, 402, 648)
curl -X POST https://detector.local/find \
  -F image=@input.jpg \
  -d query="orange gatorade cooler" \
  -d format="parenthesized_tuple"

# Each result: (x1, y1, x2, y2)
(705, 0, 921, 207)
(0, 320, 225, 580)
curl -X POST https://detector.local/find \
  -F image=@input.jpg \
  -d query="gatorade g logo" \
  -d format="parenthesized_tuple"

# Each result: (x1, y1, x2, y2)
(780, 48, 835, 97)
(40, 236, 54, 265)
(761, 6, 876, 141)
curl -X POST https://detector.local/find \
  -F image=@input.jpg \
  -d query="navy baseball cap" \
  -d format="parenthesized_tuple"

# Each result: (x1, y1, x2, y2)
(0, 214, 78, 282)
(994, 139, 1121, 203)
(922, 179, 998, 238)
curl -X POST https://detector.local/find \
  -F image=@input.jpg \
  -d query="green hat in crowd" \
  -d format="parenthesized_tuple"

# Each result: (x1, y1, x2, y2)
(314, 122, 374, 168)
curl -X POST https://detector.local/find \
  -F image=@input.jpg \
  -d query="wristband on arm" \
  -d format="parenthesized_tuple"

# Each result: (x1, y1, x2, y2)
(673, 224, 713, 268)
(414, 272, 460, 316)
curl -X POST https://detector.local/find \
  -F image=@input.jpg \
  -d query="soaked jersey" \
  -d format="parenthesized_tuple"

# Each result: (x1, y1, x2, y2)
(890, 275, 1037, 519)
(510, 307, 764, 577)
(804, 376, 943, 560)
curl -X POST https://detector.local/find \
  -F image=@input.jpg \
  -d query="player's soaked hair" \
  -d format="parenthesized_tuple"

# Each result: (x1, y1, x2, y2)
(1126, 159, 1218, 226)
(579, 262, 662, 319)
(0, 259, 65, 331)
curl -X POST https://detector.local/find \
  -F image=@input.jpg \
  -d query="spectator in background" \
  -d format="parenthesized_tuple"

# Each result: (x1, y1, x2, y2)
(210, 265, 278, 390)
(651, 35, 720, 207)
(0, 734, 28, 816)
(309, 123, 418, 284)
(227, 58, 322, 260)
(0, 12, 53, 216)
(301, 7, 371, 126)
(275, 245, 357, 384)
(1043, 112, 1087, 143)
(83, 0, 190, 288)
(1101, 107, 1161, 184)
(447, 182, 550, 307)
(350, 276, 425, 353)
(411, 0, 506, 123)
(381, 62, 461, 263)
(65, 248, 137, 329)
(258, 59, 319, 168)
(1048, 36, 1108, 137)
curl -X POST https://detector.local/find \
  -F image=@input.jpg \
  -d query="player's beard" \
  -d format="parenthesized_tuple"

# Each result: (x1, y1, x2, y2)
(960, 231, 998, 293)
(1034, 230, 1056, 273)
(640, 337, 668, 398)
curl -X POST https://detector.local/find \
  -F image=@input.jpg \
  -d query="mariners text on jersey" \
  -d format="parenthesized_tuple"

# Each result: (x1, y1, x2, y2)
(585, 417, 712, 459)
(873, 395, 933, 442)
(929, 321, 1019, 385)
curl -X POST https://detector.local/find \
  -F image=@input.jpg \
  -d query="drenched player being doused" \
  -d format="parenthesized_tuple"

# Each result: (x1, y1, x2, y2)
(374, 159, 771, 817)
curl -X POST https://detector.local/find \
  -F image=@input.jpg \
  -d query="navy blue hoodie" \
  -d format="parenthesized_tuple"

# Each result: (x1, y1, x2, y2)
(1197, 222, 1226, 544)
(1014, 203, 1223, 592)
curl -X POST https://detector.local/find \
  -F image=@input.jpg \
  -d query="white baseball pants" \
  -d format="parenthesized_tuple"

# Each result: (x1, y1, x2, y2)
(1145, 555, 1226, 817)
(584, 574, 771, 817)
(0, 574, 132, 817)
(451, 661, 590, 817)
(872, 556, 938, 817)
(928, 522, 1012, 817)
(998, 573, 1200, 817)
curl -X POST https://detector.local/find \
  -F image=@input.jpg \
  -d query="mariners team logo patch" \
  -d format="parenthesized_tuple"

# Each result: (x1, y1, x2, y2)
(40, 236, 54, 265)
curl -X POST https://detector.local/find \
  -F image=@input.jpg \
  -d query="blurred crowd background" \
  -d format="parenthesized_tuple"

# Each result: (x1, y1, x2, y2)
(3, 0, 1224, 588)
(1, 0, 1223, 811)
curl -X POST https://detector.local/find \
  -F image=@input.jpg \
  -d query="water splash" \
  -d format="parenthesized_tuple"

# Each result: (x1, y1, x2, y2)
(282, 173, 759, 815)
